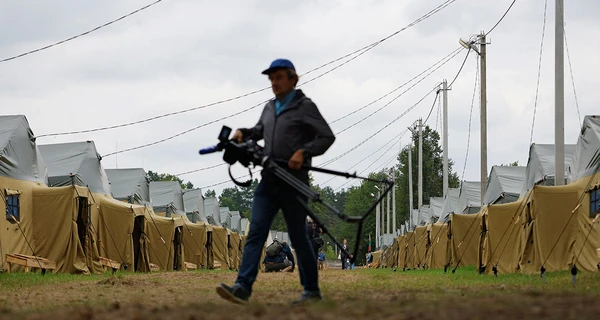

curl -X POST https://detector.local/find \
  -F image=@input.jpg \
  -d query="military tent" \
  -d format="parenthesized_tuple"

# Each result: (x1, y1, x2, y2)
(203, 197, 222, 227)
(520, 143, 576, 197)
(105, 168, 150, 204)
(483, 166, 526, 205)
(438, 188, 460, 222)
(427, 222, 450, 269)
(182, 188, 208, 223)
(150, 181, 185, 216)
(456, 181, 481, 214)
(448, 210, 485, 268)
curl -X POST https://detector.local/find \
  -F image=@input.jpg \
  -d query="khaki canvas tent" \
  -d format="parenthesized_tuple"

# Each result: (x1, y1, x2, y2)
(480, 199, 527, 274)
(39, 141, 151, 273)
(413, 225, 430, 268)
(520, 143, 576, 197)
(182, 188, 208, 223)
(483, 166, 526, 205)
(448, 209, 486, 268)
(105, 168, 150, 205)
(211, 225, 230, 270)
(203, 197, 222, 227)
(457, 181, 481, 214)
(150, 181, 185, 216)
(0, 115, 50, 272)
(427, 222, 450, 269)
(519, 115, 600, 273)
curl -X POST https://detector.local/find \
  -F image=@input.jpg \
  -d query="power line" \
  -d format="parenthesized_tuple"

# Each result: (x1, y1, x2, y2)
(198, 169, 261, 190)
(320, 129, 408, 186)
(167, 47, 463, 178)
(0, 0, 165, 63)
(564, 26, 581, 125)
(333, 48, 463, 135)
(319, 87, 437, 168)
(461, 59, 480, 182)
(335, 149, 399, 192)
(36, 0, 457, 138)
(175, 163, 225, 177)
(330, 47, 462, 125)
(485, 0, 517, 36)
(447, 48, 472, 88)
(529, 0, 548, 146)
(422, 91, 441, 126)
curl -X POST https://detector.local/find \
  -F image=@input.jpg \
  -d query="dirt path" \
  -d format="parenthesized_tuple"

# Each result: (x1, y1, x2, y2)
(1, 269, 599, 319)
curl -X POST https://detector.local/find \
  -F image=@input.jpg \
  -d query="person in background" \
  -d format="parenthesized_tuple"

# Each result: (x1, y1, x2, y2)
(318, 250, 326, 270)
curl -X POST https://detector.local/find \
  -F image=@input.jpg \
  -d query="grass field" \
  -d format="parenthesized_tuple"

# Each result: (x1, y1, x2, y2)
(1, 266, 599, 319)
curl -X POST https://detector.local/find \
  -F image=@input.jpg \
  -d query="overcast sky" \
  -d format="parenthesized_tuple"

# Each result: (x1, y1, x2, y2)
(1, 0, 598, 197)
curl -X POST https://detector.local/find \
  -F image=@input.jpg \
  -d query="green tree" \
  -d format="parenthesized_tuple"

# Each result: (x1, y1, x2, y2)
(395, 126, 460, 227)
(218, 179, 259, 218)
(147, 170, 194, 190)
(501, 161, 519, 166)
(204, 189, 216, 198)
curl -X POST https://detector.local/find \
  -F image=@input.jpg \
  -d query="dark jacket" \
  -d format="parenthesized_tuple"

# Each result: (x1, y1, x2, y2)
(240, 89, 335, 182)
(263, 242, 295, 265)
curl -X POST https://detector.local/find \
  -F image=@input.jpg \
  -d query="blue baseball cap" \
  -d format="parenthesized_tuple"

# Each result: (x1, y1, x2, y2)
(261, 58, 295, 75)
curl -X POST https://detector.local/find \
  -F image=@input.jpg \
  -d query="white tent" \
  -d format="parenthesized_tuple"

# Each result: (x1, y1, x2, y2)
(429, 197, 444, 221)
(219, 207, 232, 229)
(39, 141, 111, 194)
(106, 168, 150, 204)
(149, 181, 185, 215)
(520, 143, 576, 197)
(182, 188, 208, 223)
(438, 188, 460, 222)
(456, 181, 481, 214)
(567, 115, 600, 182)
(483, 166, 526, 205)
(0, 115, 48, 184)
(203, 197, 222, 227)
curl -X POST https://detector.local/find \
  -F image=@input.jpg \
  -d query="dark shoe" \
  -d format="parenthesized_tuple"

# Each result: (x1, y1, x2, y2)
(216, 283, 250, 304)
(291, 290, 323, 305)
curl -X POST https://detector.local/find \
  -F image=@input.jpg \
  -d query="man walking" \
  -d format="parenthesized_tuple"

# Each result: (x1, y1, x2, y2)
(216, 58, 335, 305)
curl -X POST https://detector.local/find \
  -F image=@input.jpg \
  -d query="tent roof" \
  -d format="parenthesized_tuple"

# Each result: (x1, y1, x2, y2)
(0, 115, 48, 184)
(438, 188, 460, 222)
(521, 143, 576, 196)
(106, 168, 150, 203)
(230, 211, 242, 233)
(568, 115, 600, 182)
(483, 166, 526, 205)
(429, 197, 444, 220)
(457, 181, 481, 214)
(38, 140, 111, 194)
(149, 181, 185, 212)
(203, 197, 222, 227)
(182, 188, 208, 223)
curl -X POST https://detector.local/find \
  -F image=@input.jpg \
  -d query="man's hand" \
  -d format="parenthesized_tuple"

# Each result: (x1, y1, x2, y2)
(232, 129, 244, 143)
(288, 149, 304, 170)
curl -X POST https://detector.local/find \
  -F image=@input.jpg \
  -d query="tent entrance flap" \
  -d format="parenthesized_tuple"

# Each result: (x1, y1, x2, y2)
(76, 197, 90, 255)
(173, 226, 184, 271)
(132, 215, 145, 272)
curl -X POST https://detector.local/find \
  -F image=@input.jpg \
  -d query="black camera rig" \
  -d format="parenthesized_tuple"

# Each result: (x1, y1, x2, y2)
(200, 125, 394, 263)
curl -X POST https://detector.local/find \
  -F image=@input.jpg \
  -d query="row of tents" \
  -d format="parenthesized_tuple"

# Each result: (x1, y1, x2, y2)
(374, 115, 600, 274)
(0, 114, 290, 274)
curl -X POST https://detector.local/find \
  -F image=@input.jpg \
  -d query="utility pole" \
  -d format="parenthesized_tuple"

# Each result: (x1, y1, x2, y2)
(392, 166, 397, 237)
(418, 118, 423, 211)
(408, 142, 413, 231)
(555, 0, 565, 186)
(386, 185, 391, 242)
(442, 80, 449, 197)
(480, 31, 488, 203)
(375, 190, 380, 248)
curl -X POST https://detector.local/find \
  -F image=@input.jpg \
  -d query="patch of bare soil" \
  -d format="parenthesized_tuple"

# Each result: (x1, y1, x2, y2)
(1, 270, 599, 320)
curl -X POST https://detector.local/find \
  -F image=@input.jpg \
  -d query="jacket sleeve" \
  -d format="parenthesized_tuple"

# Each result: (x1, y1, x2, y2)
(301, 100, 336, 157)
(239, 106, 267, 141)
(284, 244, 295, 266)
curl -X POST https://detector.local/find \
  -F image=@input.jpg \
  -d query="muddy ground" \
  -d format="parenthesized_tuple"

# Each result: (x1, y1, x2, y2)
(1, 268, 599, 319)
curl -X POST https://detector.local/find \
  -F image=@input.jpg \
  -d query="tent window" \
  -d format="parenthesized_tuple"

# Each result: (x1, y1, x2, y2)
(590, 188, 600, 218)
(6, 195, 20, 222)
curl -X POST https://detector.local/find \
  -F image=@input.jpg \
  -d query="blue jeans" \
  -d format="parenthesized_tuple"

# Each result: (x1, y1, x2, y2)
(235, 179, 319, 293)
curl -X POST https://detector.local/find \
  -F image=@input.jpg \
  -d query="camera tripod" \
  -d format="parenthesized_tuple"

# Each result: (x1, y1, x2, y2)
(261, 157, 394, 264)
